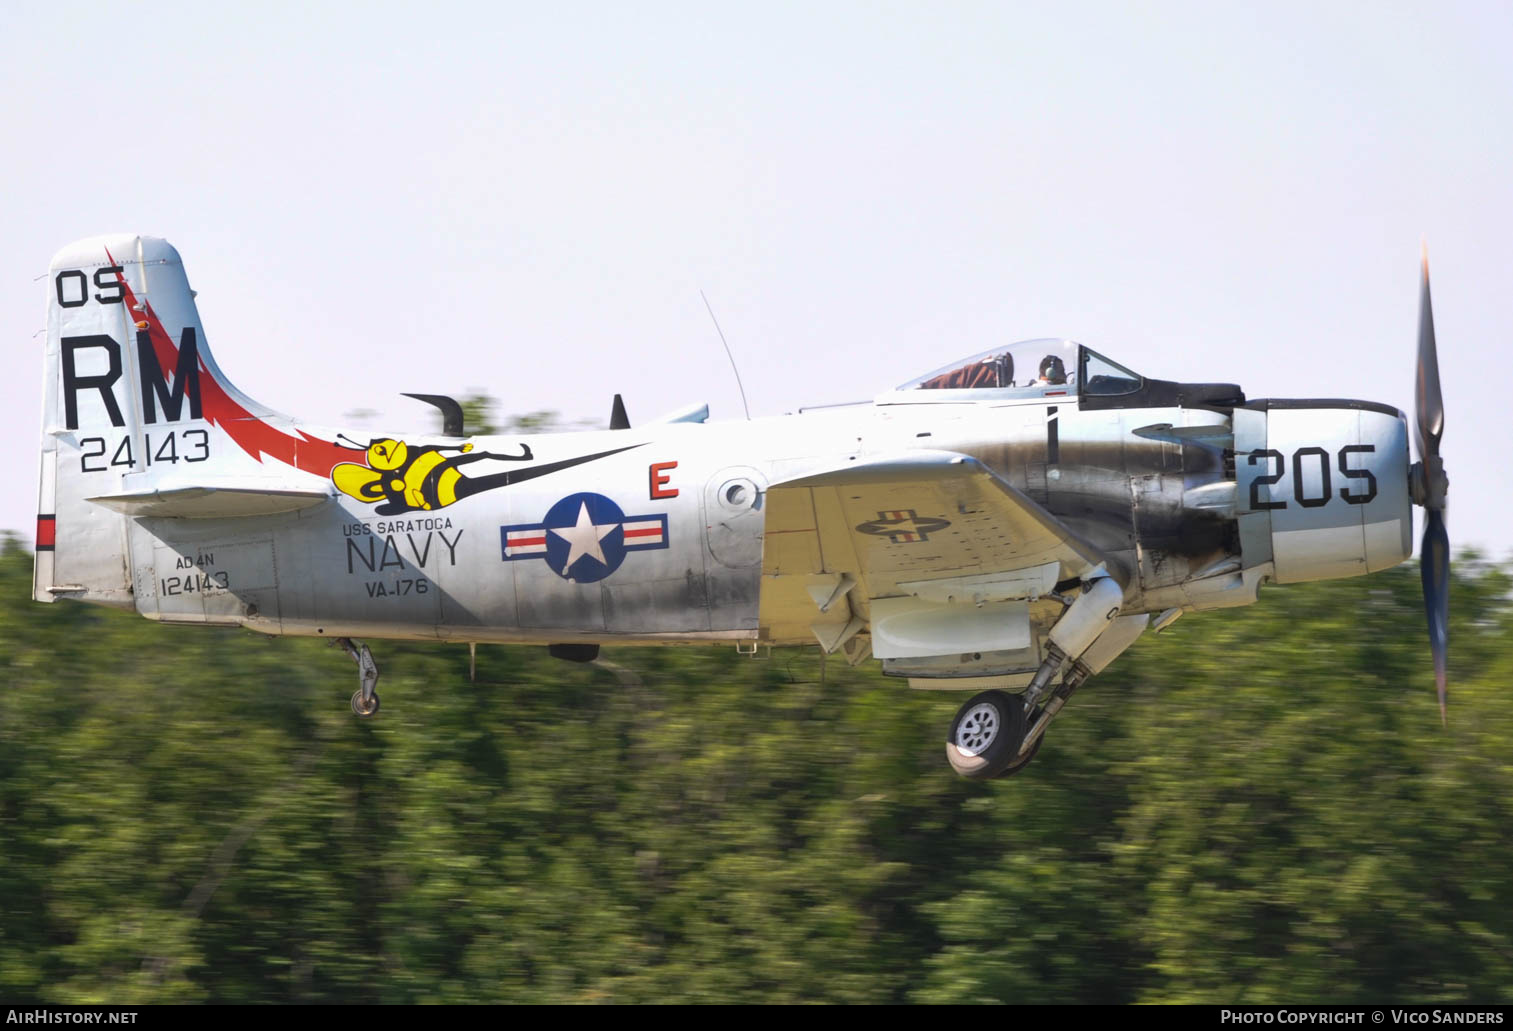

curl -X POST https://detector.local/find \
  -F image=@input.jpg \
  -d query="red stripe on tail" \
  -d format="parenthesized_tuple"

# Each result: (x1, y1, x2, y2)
(105, 250, 351, 478)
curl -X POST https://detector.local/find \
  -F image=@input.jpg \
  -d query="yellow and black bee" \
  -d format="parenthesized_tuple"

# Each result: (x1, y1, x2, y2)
(332, 436, 534, 515)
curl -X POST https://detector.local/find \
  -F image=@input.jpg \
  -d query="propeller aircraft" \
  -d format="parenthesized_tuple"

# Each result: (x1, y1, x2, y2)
(33, 235, 1451, 778)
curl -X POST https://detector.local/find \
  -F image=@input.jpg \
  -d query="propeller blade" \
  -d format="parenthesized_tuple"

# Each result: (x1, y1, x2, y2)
(1415, 244, 1444, 463)
(1421, 507, 1450, 725)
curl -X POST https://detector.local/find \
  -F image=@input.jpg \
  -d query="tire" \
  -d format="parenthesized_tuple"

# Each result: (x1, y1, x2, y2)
(945, 690, 1028, 779)
(990, 726, 1044, 778)
(351, 690, 380, 717)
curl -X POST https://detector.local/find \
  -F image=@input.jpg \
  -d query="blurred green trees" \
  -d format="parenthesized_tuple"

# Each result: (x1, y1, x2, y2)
(1, 536, 1509, 1003)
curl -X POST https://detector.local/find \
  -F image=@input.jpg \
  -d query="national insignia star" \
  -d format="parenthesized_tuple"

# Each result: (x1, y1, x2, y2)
(550, 500, 617, 573)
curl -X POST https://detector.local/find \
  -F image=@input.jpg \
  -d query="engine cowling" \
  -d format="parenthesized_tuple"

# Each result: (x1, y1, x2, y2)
(1234, 401, 1413, 584)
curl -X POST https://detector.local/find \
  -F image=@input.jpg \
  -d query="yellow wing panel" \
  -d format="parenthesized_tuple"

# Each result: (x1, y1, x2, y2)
(759, 450, 1107, 642)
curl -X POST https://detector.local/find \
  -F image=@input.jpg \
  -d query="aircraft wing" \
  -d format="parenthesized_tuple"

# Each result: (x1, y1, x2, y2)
(760, 450, 1110, 648)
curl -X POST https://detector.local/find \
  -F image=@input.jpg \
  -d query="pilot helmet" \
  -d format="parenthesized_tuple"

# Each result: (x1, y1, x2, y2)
(1039, 355, 1066, 383)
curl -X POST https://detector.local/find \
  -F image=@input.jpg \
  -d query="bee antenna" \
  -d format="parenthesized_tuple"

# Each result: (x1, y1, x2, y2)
(336, 433, 367, 450)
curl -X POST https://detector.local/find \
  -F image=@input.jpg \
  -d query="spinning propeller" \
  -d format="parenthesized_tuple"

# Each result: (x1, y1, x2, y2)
(1412, 246, 1451, 723)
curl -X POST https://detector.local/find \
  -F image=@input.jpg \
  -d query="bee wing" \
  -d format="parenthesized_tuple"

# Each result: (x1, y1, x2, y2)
(332, 463, 387, 502)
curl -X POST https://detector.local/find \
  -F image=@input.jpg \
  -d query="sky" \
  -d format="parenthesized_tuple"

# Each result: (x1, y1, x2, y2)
(3, 1, 1509, 562)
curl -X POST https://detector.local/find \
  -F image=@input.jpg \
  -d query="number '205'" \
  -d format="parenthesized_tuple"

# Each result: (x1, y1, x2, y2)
(1247, 445, 1376, 511)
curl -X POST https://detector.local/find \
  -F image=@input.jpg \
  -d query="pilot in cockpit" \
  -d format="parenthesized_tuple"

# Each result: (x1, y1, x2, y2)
(1036, 355, 1067, 386)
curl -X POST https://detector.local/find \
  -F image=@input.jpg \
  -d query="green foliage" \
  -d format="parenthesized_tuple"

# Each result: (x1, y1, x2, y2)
(445, 396, 597, 437)
(1, 534, 1510, 1002)
(456, 392, 499, 436)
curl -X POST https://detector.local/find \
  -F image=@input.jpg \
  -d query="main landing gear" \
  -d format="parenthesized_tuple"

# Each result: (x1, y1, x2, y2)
(336, 638, 381, 717)
(945, 666, 1088, 779)
(945, 574, 1124, 779)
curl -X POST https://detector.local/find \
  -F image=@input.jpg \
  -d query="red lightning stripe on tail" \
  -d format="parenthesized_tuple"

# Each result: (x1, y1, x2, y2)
(106, 250, 352, 478)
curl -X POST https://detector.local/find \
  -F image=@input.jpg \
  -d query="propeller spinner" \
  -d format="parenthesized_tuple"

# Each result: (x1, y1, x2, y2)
(1411, 246, 1451, 723)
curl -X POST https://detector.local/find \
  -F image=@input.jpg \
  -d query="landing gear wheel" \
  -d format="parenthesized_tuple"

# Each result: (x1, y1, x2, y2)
(945, 689, 1029, 780)
(990, 724, 1044, 778)
(351, 689, 380, 717)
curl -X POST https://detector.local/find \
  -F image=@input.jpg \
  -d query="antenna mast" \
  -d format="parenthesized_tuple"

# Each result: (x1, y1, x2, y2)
(700, 290, 751, 420)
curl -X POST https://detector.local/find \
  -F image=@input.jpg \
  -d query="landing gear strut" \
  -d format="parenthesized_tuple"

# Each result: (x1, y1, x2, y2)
(990, 666, 1090, 778)
(946, 575, 1124, 779)
(336, 638, 380, 717)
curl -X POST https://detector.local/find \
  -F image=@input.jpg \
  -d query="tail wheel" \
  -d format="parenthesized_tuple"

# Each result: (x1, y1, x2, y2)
(945, 689, 1028, 780)
(351, 690, 380, 718)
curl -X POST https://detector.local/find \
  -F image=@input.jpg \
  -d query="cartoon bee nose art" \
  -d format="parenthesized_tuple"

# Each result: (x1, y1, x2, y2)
(367, 440, 408, 470)
(332, 435, 535, 515)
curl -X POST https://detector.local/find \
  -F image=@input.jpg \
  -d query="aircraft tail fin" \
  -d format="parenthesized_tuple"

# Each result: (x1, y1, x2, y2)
(34, 234, 342, 605)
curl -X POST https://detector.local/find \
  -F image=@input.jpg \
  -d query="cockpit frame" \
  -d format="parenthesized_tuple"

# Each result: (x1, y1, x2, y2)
(884, 339, 1144, 407)
(880, 338, 1244, 411)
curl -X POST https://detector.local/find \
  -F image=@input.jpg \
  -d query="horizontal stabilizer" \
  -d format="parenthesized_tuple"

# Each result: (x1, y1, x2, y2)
(86, 485, 332, 518)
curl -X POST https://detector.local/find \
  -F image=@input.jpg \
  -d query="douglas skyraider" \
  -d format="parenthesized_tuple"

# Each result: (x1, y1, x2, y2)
(35, 235, 1451, 778)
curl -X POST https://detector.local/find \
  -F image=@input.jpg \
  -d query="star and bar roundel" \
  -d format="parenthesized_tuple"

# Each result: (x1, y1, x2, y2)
(500, 492, 669, 583)
(855, 508, 951, 544)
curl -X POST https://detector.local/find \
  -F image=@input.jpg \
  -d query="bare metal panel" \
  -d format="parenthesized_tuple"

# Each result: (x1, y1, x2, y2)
(148, 536, 280, 628)
(704, 466, 767, 568)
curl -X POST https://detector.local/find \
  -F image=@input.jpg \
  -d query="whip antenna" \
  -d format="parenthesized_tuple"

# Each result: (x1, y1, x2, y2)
(701, 289, 751, 420)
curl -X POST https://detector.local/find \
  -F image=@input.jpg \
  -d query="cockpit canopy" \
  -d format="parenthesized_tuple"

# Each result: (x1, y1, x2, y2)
(897, 339, 1143, 400)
